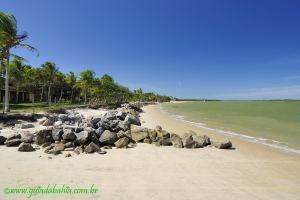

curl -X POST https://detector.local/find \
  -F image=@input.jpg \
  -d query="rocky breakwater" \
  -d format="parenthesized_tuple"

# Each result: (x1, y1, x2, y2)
(0, 103, 233, 157)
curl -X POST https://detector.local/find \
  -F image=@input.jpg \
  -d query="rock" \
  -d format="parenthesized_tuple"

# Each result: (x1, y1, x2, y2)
(65, 141, 75, 148)
(48, 156, 52, 159)
(41, 142, 52, 148)
(90, 116, 101, 126)
(20, 132, 34, 143)
(58, 114, 69, 121)
(118, 121, 130, 131)
(156, 130, 170, 139)
(15, 123, 34, 129)
(54, 121, 63, 127)
(42, 119, 53, 126)
(116, 111, 126, 120)
(38, 117, 47, 124)
(213, 141, 232, 149)
(95, 127, 105, 136)
(74, 146, 83, 155)
(64, 147, 75, 151)
(54, 143, 65, 151)
(103, 145, 112, 149)
(64, 153, 72, 158)
(84, 142, 101, 153)
(99, 130, 118, 145)
(160, 137, 172, 146)
(155, 125, 162, 132)
(18, 143, 35, 152)
(182, 134, 196, 148)
(75, 127, 84, 133)
(143, 138, 152, 144)
(130, 125, 149, 142)
(34, 128, 52, 145)
(193, 135, 211, 147)
(104, 111, 117, 120)
(48, 149, 61, 155)
(149, 130, 157, 141)
(114, 137, 129, 148)
(170, 133, 183, 148)
(5, 138, 22, 147)
(0, 135, 7, 145)
(52, 128, 63, 141)
(124, 114, 141, 126)
(6, 133, 21, 141)
(62, 129, 76, 141)
(75, 131, 89, 145)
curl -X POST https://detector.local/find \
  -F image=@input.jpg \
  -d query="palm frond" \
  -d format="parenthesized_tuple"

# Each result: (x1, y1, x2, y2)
(18, 43, 39, 56)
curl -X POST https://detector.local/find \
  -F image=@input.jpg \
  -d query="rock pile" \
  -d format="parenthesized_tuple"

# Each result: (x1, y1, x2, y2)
(0, 103, 233, 156)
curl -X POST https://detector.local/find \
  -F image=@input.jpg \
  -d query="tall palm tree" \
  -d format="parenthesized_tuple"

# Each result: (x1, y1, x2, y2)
(0, 12, 38, 112)
(41, 61, 58, 105)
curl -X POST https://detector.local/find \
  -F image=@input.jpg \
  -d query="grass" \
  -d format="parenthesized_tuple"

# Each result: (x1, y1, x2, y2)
(0, 102, 85, 113)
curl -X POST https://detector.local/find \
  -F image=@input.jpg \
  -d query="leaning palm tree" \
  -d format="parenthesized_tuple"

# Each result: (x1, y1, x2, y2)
(0, 12, 38, 112)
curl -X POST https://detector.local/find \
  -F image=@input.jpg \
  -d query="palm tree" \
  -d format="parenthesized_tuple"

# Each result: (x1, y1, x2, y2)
(66, 72, 77, 103)
(41, 61, 58, 105)
(0, 12, 38, 112)
(78, 70, 95, 104)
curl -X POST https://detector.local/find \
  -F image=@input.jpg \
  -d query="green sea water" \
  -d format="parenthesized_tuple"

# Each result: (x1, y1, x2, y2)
(162, 101, 300, 150)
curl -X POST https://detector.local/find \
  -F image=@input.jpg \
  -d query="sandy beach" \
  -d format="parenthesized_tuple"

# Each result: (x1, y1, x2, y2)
(0, 105, 300, 200)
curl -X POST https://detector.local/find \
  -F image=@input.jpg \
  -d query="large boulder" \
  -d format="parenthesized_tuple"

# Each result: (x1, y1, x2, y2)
(130, 125, 148, 142)
(170, 133, 183, 148)
(124, 114, 141, 126)
(62, 129, 76, 141)
(6, 133, 21, 141)
(114, 137, 129, 148)
(90, 116, 102, 126)
(42, 119, 53, 126)
(54, 143, 65, 151)
(5, 138, 22, 147)
(20, 132, 34, 143)
(157, 130, 170, 139)
(104, 111, 117, 120)
(116, 111, 126, 120)
(193, 135, 211, 146)
(117, 121, 130, 131)
(18, 143, 35, 152)
(58, 114, 69, 121)
(182, 133, 197, 148)
(0, 135, 7, 145)
(75, 130, 89, 145)
(160, 137, 172, 146)
(15, 123, 34, 129)
(149, 129, 157, 141)
(84, 142, 101, 153)
(52, 128, 63, 141)
(99, 130, 118, 145)
(34, 128, 53, 145)
(213, 140, 232, 149)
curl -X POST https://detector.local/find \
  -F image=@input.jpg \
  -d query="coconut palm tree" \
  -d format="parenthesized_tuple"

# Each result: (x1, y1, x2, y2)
(41, 61, 58, 105)
(0, 12, 38, 112)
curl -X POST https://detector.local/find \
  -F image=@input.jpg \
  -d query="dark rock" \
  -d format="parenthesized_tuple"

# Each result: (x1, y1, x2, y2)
(90, 116, 101, 126)
(99, 130, 118, 145)
(124, 114, 141, 126)
(52, 128, 63, 141)
(62, 129, 76, 141)
(116, 111, 126, 120)
(182, 134, 197, 148)
(75, 127, 84, 133)
(160, 137, 172, 146)
(0, 135, 7, 145)
(213, 141, 232, 149)
(157, 130, 170, 139)
(170, 133, 183, 148)
(84, 142, 101, 153)
(18, 143, 35, 152)
(6, 133, 21, 141)
(118, 121, 130, 131)
(114, 137, 129, 148)
(104, 111, 117, 120)
(34, 128, 53, 145)
(5, 138, 22, 147)
(75, 131, 89, 145)
(193, 135, 211, 147)
(149, 130, 157, 141)
(95, 127, 105, 136)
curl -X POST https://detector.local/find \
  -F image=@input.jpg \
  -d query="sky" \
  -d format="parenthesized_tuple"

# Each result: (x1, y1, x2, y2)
(1, 0, 300, 99)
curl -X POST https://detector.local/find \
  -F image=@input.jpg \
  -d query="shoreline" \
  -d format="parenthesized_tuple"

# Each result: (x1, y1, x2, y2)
(157, 103, 300, 156)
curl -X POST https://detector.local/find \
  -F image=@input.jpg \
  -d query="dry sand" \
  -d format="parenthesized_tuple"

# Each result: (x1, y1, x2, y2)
(0, 105, 299, 200)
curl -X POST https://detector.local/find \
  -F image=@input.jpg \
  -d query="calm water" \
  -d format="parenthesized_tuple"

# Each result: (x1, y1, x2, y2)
(162, 101, 300, 151)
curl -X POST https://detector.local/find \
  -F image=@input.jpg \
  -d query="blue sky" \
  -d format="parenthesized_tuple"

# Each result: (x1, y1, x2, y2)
(1, 0, 300, 99)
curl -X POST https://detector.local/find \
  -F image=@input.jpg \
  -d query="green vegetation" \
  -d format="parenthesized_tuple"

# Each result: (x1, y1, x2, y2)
(0, 11, 171, 112)
(163, 101, 300, 149)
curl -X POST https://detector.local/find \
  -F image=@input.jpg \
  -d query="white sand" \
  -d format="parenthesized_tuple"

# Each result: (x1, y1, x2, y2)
(0, 105, 299, 200)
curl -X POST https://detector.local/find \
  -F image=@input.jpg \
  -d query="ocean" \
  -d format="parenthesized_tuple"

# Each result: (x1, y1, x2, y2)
(161, 101, 300, 155)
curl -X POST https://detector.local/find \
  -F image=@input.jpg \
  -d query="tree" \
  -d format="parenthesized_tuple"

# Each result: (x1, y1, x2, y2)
(78, 70, 95, 104)
(0, 12, 38, 112)
(41, 61, 58, 105)
(66, 72, 77, 102)
(10, 57, 26, 103)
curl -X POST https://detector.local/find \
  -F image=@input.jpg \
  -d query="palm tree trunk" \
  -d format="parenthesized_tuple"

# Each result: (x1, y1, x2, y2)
(40, 86, 44, 102)
(48, 85, 51, 105)
(4, 49, 10, 112)
(71, 88, 74, 103)
(16, 87, 19, 103)
(59, 88, 63, 102)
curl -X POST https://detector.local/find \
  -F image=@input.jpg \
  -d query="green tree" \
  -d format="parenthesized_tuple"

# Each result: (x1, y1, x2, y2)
(0, 12, 37, 111)
(66, 72, 77, 102)
(78, 70, 95, 104)
(41, 61, 58, 105)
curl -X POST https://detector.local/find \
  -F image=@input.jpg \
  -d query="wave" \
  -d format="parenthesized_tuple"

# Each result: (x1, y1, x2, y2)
(158, 105, 300, 156)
